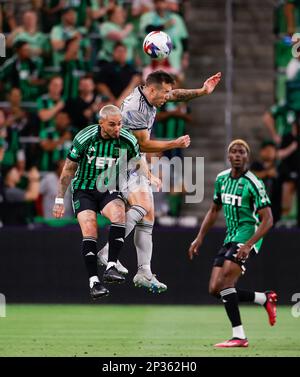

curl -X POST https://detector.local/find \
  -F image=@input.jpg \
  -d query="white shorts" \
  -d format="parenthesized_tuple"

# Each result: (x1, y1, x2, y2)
(120, 171, 154, 202)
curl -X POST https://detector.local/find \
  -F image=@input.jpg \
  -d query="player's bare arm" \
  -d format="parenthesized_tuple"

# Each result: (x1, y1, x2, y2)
(167, 72, 222, 102)
(132, 129, 190, 153)
(236, 207, 273, 261)
(53, 158, 78, 218)
(188, 202, 222, 260)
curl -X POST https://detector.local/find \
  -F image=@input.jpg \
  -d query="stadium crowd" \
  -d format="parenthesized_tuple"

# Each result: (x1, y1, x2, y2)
(0, 0, 190, 225)
(0, 0, 299, 227)
(256, 0, 300, 226)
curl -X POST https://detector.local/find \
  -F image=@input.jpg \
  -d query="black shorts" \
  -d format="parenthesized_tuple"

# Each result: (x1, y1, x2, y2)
(213, 242, 256, 273)
(72, 189, 123, 217)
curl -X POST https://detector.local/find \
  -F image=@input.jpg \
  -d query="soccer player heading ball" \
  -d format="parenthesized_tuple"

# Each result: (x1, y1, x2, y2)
(188, 139, 277, 348)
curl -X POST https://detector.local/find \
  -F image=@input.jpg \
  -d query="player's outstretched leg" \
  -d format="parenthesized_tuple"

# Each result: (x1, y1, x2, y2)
(237, 289, 277, 326)
(133, 220, 167, 293)
(97, 205, 148, 275)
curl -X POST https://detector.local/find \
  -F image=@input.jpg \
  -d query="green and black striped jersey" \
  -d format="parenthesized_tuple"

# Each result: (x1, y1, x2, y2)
(67, 124, 140, 191)
(61, 60, 91, 100)
(37, 94, 59, 131)
(213, 169, 271, 252)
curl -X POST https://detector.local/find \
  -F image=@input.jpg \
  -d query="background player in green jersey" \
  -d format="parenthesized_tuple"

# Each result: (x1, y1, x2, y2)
(188, 139, 277, 348)
(52, 105, 148, 300)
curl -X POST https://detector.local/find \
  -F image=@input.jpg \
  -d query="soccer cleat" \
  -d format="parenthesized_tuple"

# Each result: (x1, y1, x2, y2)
(90, 282, 109, 300)
(103, 266, 126, 284)
(264, 291, 277, 326)
(214, 338, 249, 348)
(133, 272, 167, 293)
(97, 245, 128, 275)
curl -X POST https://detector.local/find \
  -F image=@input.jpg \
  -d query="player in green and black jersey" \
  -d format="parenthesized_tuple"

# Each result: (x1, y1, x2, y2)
(188, 139, 277, 348)
(52, 105, 146, 300)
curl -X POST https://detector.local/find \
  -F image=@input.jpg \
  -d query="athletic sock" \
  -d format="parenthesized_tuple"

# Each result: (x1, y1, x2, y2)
(89, 275, 100, 288)
(108, 223, 125, 263)
(98, 205, 147, 259)
(237, 290, 266, 305)
(106, 261, 116, 270)
(125, 205, 147, 237)
(134, 220, 153, 274)
(220, 287, 246, 339)
(254, 292, 267, 305)
(82, 237, 98, 280)
(237, 289, 255, 302)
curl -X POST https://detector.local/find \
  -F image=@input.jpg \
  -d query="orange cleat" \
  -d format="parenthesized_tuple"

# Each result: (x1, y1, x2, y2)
(264, 291, 277, 326)
(214, 338, 249, 348)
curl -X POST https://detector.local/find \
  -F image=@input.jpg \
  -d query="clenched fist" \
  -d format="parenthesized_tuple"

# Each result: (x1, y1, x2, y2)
(175, 135, 191, 148)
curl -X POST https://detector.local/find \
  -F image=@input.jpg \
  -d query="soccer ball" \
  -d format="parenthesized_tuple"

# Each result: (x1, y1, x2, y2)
(143, 31, 172, 60)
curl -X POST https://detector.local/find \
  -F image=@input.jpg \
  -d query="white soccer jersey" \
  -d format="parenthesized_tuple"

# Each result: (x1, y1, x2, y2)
(121, 86, 157, 134)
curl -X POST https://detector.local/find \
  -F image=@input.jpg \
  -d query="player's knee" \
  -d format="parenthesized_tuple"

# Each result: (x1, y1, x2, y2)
(143, 209, 154, 222)
(82, 224, 97, 238)
(209, 283, 220, 298)
(111, 209, 125, 223)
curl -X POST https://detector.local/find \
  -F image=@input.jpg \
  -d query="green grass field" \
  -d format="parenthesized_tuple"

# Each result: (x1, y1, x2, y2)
(0, 305, 299, 357)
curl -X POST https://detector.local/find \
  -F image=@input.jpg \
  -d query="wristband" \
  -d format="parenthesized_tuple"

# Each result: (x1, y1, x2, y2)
(55, 197, 64, 205)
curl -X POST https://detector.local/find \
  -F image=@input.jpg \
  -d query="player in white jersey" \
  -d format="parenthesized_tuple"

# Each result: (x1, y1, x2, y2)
(98, 70, 221, 293)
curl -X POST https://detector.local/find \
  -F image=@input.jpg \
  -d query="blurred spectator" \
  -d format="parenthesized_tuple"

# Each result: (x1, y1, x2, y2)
(0, 107, 26, 173)
(142, 57, 179, 82)
(89, 0, 116, 24)
(37, 76, 64, 131)
(166, 0, 180, 12)
(65, 75, 108, 131)
(131, 0, 154, 17)
(251, 141, 282, 223)
(286, 53, 300, 112)
(39, 110, 73, 171)
(7, 10, 49, 58)
(2, 165, 40, 225)
(40, 159, 73, 218)
(277, 123, 298, 217)
(50, 7, 91, 68)
(5, 87, 41, 167)
(61, 37, 91, 100)
(155, 76, 192, 160)
(139, 0, 189, 71)
(0, 109, 7, 164)
(147, 151, 170, 217)
(284, 0, 300, 35)
(0, 40, 45, 101)
(97, 5, 137, 65)
(263, 102, 296, 146)
(41, 0, 66, 32)
(96, 43, 141, 107)
(3, 0, 41, 31)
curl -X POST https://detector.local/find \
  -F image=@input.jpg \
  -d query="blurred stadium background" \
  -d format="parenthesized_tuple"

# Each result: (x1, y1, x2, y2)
(0, 0, 300, 357)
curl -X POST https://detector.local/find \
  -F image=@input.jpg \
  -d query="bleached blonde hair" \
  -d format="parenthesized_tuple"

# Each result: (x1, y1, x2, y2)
(99, 105, 121, 120)
(227, 139, 250, 155)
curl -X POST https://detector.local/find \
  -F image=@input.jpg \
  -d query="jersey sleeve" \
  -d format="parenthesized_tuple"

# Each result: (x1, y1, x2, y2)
(250, 180, 271, 210)
(122, 110, 149, 131)
(67, 132, 86, 162)
(126, 136, 141, 161)
(213, 177, 222, 205)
